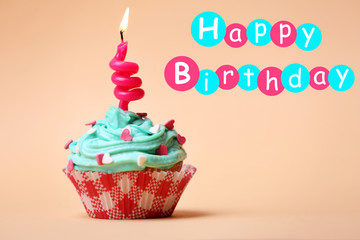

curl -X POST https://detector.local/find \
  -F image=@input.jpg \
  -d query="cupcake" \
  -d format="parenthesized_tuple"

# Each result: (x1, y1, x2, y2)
(63, 11, 196, 219)
(63, 107, 196, 219)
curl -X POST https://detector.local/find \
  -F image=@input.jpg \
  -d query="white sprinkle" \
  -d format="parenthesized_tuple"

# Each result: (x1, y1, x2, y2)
(102, 153, 113, 164)
(137, 155, 147, 167)
(76, 143, 80, 154)
(87, 127, 96, 134)
(149, 124, 160, 134)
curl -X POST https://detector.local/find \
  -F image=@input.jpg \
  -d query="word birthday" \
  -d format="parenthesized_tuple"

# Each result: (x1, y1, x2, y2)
(190, 11, 322, 50)
(164, 57, 354, 96)
(164, 12, 354, 96)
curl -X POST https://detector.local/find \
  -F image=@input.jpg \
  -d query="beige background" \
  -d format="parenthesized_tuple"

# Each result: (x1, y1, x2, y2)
(1, 0, 360, 239)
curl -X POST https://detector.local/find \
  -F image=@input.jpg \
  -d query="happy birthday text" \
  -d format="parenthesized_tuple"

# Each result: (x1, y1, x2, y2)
(164, 12, 354, 96)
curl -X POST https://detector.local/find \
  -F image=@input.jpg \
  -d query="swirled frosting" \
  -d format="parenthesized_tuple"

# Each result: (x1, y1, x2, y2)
(67, 107, 186, 173)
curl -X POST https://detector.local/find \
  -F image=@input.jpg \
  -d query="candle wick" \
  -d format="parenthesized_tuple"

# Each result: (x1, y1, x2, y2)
(120, 31, 124, 43)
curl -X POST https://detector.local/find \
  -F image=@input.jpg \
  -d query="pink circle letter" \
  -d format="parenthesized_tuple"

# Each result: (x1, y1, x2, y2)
(216, 65, 239, 90)
(310, 67, 329, 90)
(258, 67, 284, 96)
(271, 21, 297, 47)
(224, 23, 248, 48)
(164, 56, 199, 91)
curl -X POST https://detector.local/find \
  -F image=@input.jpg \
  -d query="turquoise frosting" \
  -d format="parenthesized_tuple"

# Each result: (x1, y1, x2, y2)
(68, 107, 186, 173)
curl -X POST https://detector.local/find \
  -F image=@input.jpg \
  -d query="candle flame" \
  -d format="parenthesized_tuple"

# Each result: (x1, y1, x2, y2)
(119, 8, 129, 32)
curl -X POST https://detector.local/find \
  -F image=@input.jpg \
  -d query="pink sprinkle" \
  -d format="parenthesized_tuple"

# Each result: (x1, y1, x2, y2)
(96, 154, 104, 165)
(85, 120, 96, 126)
(120, 129, 133, 141)
(64, 140, 73, 149)
(177, 134, 186, 145)
(156, 144, 168, 155)
(136, 112, 147, 118)
(67, 160, 74, 171)
(165, 119, 175, 130)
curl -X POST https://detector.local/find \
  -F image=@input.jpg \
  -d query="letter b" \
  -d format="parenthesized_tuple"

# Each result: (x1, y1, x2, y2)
(164, 56, 199, 91)
(175, 62, 190, 85)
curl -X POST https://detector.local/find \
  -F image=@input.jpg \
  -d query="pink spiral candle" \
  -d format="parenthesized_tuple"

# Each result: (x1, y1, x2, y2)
(109, 41, 145, 111)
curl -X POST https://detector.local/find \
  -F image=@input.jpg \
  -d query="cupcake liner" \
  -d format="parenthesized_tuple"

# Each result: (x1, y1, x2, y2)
(63, 164, 196, 219)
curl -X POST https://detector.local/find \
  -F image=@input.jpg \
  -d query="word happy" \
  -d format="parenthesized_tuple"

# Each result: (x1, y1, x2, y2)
(164, 12, 354, 95)
(190, 12, 322, 50)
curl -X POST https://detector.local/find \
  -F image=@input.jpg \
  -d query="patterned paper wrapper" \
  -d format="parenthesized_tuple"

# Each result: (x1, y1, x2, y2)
(63, 164, 196, 219)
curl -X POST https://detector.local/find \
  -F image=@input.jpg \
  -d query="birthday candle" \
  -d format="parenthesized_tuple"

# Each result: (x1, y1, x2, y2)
(109, 8, 144, 111)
